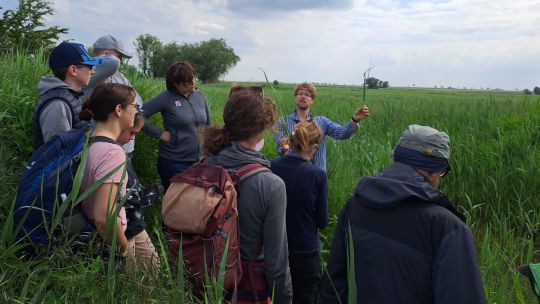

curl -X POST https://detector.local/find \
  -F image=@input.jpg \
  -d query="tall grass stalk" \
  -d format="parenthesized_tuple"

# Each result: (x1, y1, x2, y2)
(346, 223, 357, 304)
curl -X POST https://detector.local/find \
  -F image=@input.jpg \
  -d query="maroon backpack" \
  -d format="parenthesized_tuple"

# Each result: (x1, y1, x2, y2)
(163, 161, 268, 292)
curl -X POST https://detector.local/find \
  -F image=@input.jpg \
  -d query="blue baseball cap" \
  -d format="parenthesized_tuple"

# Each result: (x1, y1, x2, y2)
(49, 42, 101, 69)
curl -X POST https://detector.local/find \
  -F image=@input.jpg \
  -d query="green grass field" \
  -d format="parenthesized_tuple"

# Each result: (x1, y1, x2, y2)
(0, 51, 538, 303)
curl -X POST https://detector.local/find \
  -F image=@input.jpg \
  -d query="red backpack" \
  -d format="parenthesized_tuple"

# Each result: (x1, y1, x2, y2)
(162, 160, 268, 292)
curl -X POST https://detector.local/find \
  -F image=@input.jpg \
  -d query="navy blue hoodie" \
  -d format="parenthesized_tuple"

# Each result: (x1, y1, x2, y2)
(319, 162, 487, 304)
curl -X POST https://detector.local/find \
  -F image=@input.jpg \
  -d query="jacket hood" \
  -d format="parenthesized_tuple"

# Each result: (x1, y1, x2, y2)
(354, 162, 465, 222)
(37, 76, 71, 95)
(210, 141, 270, 169)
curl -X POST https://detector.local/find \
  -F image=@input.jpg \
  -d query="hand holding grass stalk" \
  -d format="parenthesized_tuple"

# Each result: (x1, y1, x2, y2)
(352, 105, 370, 122)
(279, 137, 290, 154)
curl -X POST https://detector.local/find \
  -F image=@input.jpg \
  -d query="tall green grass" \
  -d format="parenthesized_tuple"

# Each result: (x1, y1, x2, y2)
(0, 50, 538, 302)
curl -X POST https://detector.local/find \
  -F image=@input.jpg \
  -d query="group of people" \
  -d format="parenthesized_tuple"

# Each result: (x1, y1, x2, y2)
(30, 36, 488, 303)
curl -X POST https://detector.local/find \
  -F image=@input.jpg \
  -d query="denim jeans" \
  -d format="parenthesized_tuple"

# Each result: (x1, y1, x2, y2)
(157, 157, 195, 190)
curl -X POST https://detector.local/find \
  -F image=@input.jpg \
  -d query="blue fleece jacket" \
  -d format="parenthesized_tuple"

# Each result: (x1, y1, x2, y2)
(271, 153, 329, 254)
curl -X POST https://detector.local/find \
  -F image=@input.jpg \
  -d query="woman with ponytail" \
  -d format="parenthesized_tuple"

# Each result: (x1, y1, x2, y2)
(270, 121, 328, 304)
(203, 90, 292, 304)
(79, 83, 138, 263)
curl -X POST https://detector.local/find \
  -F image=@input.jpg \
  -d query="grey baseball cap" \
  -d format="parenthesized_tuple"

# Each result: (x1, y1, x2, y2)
(395, 124, 450, 160)
(93, 35, 132, 59)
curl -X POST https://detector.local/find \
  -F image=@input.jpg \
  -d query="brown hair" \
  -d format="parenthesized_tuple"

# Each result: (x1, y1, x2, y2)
(289, 121, 322, 159)
(203, 93, 276, 155)
(229, 85, 264, 98)
(80, 83, 135, 122)
(166, 61, 196, 91)
(52, 67, 68, 81)
(294, 82, 317, 99)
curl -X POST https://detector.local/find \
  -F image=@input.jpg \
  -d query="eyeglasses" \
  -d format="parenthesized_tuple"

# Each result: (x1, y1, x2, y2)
(124, 103, 140, 112)
(296, 91, 312, 98)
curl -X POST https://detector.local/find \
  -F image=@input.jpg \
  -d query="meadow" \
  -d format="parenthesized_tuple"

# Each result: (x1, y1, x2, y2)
(0, 51, 538, 303)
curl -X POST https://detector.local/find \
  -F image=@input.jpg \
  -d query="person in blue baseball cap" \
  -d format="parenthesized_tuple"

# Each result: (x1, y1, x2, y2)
(32, 41, 111, 148)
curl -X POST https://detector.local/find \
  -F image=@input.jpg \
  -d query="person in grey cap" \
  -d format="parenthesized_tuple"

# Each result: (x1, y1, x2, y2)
(83, 35, 159, 269)
(84, 35, 143, 155)
(319, 124, 487, 304)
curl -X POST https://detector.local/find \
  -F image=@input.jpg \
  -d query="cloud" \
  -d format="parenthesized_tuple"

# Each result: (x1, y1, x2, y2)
(15, 0, 540, 90)
(226, 0, 356, 14)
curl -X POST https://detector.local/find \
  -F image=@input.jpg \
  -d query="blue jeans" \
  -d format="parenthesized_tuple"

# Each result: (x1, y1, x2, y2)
(157, 157, 195, 190)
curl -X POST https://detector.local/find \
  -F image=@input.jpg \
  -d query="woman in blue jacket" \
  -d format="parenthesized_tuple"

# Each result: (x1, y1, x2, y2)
(271, 121, 328, 304)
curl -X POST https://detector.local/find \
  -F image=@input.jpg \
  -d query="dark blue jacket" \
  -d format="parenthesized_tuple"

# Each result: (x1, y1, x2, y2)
(271, 153, 328, 254)
(320, 162, 487, 304)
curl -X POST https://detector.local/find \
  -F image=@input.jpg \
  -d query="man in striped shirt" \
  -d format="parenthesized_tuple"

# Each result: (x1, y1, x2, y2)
(275, 82, 369, 171)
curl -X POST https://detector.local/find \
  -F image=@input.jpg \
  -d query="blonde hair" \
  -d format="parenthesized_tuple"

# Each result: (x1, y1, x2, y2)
(289, 121, 322, 159)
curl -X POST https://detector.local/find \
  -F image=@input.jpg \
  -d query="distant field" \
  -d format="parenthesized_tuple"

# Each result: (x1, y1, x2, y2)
(1, 52, 538, 302)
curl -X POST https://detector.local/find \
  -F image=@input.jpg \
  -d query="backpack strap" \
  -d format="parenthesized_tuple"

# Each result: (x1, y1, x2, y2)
(236, 164, 270, 182)
(89, 136, 122, 147)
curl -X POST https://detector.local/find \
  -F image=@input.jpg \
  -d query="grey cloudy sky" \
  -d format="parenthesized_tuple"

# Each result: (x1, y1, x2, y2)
(3, 0, 540, 90)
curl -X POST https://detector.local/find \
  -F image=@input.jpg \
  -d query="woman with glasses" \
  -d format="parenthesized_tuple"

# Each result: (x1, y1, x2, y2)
(142, 61, 210, 190)
(78, 83, 138, 264)
(270, 121, 328, 304)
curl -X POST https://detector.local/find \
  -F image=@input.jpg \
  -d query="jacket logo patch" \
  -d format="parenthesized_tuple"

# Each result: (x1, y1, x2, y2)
(175, 100, 182, 107)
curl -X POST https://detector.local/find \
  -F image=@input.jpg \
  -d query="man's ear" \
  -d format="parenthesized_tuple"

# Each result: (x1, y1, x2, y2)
(67, 65, 78, 77)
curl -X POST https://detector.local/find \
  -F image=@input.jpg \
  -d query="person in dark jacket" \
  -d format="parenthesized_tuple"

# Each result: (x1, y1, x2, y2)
(319, 124, 487, 304)
(271, 121, 328, 304)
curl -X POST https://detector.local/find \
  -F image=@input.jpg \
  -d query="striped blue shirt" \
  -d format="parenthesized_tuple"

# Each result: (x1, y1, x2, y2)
(275, 111, 358, 171)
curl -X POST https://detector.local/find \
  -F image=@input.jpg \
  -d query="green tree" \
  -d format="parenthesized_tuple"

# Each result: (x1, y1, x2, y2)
(365, 77, 380, 89)
(134, 34, 161, 77)
(150, 42, 183, 78)
(0, 0, 68, 54)
(523, 89, 532, 95)
(137, 37, 240, 82)
(533, 86, 540, 95)
(181, 38, 240, 83)
(365, 77, 389, 89)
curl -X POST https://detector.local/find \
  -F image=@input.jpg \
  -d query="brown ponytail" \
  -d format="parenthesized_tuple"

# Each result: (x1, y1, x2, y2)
(80, 83, 135, 122)
(203, 92, 276, 155)
(289, 121, 322, 159)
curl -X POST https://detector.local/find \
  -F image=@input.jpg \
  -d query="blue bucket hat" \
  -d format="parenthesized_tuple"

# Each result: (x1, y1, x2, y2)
(49, 42, 101, 69)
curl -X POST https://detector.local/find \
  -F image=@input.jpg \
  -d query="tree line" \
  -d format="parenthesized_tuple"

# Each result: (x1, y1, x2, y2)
(523, 87, 540, 95)
(134, 34, 239, 83)
(365, 77, 389, 89)
(1, 0, 241, 84)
